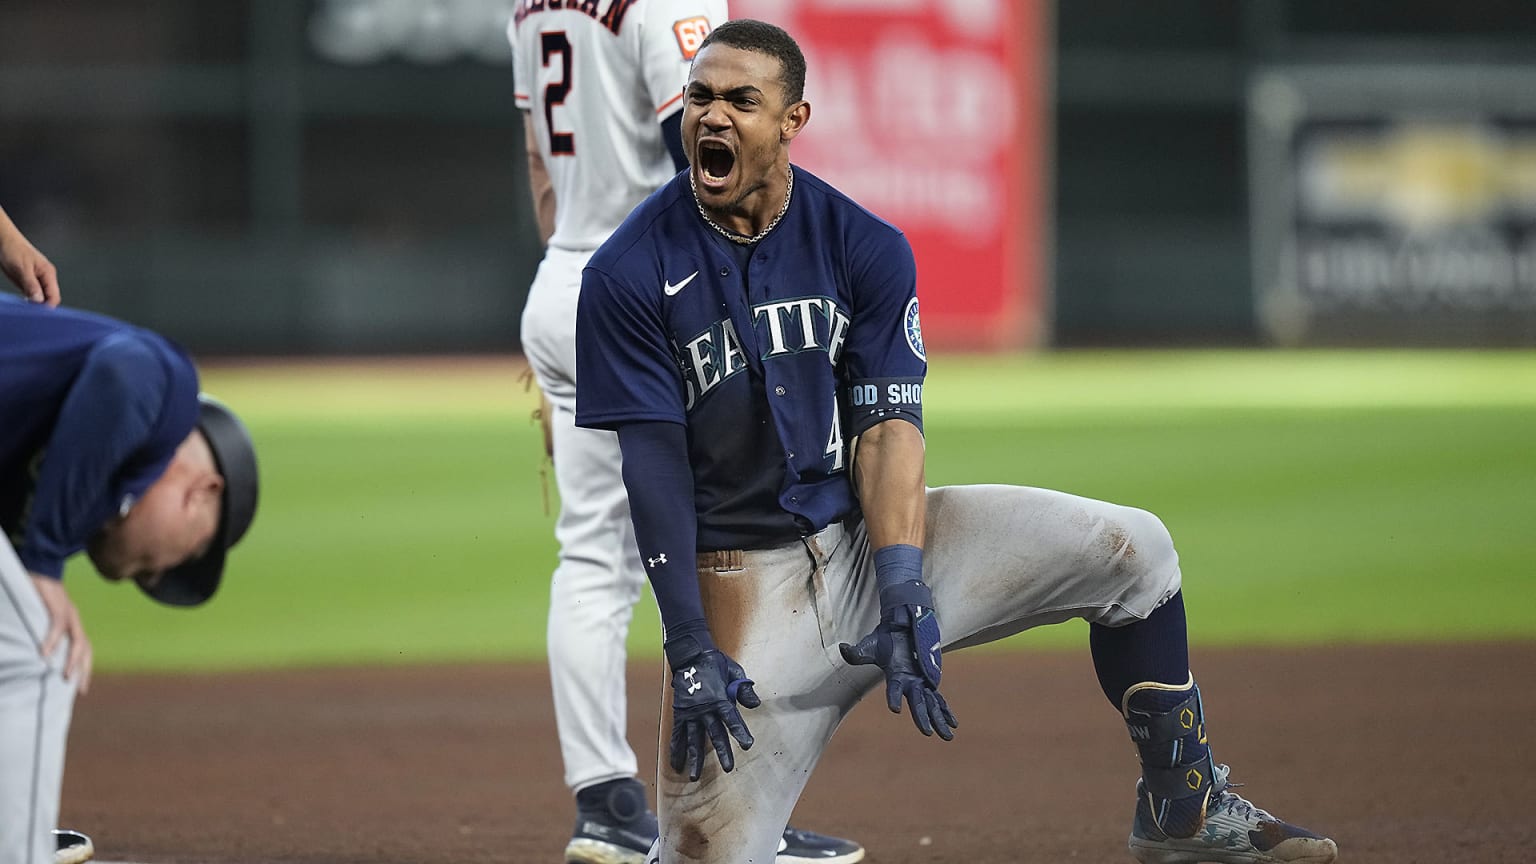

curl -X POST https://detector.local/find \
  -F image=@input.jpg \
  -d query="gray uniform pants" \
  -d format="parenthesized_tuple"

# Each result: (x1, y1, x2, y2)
(0, 536, 76, 864)
(649, 484, 1183, 864)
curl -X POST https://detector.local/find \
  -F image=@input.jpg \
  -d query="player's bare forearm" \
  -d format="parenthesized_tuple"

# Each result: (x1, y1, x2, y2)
(843, 418, 955, 740)
(851, 418, 926, 551)
(522, 112, 556, 245)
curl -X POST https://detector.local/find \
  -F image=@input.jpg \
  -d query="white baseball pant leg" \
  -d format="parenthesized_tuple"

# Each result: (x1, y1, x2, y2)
(649, 483, 1183, 863)
(523, 246, 649, 792)
(0, 536, 77, 864)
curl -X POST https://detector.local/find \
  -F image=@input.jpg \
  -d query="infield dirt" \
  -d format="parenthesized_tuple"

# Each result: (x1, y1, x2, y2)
(62, 643, 1533, 864)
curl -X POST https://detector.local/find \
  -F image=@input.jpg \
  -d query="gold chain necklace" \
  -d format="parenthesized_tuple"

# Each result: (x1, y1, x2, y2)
(692, 166, 794, 245)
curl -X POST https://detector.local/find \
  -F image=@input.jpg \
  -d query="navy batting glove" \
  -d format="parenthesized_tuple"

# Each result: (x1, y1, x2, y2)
(666, 646, 761, 781)
(839, 545, 956, 740)
(841, 599, 957, 740)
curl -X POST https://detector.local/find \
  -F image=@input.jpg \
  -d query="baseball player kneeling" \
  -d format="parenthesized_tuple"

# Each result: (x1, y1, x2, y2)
(573, 18, 1339, 864)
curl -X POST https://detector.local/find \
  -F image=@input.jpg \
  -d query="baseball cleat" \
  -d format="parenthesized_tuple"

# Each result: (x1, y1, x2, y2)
(1128, 764, 1337, 864)
(54, 829, 95, 864)
(777, 825, 865, 863)
(570, 818, 863, 864)
(566, 777, 656, 864)
(565, 786, 656, 864)
(567, 778, 863, 863)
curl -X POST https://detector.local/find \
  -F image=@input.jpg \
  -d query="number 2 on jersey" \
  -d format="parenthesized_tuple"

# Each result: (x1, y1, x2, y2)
(540, 31, 574, 155)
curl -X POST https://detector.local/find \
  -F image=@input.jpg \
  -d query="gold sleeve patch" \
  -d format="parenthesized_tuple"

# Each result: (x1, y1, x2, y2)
(673, 16, 711, 60)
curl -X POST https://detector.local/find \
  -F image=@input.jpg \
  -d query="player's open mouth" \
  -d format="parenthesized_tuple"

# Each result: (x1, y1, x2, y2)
(698, 141, 735, 189)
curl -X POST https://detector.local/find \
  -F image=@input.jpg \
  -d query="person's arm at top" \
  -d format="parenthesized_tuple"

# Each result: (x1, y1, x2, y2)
(0, 204, 60, 306)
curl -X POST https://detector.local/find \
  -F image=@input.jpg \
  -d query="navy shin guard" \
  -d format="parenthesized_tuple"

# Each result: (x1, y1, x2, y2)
(1122, 675, 1215, 839)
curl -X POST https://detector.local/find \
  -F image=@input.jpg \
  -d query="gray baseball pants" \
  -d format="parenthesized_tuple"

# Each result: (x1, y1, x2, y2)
(0, 536, 76, 864)
(647, 483, 1183, 863)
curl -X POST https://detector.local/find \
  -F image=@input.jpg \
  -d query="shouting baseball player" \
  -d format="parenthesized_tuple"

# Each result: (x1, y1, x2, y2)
(574, 19, 1340, 864)
(0, 295, 259, 864)
(507, 2, 861, 862)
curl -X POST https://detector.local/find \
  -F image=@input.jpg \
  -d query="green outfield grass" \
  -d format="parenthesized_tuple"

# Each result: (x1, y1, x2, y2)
(67, 351, 1536, 672)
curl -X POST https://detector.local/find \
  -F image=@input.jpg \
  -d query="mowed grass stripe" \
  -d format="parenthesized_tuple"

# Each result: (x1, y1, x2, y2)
(67, 351, 1536, 672)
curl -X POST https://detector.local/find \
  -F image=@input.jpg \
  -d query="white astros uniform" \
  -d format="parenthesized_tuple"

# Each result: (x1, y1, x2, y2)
(509, 0, 728, 795)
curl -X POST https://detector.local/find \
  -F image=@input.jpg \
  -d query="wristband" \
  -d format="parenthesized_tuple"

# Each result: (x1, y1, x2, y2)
(663, 624, 716, 668)
(878, 579, 934, 612)
(873, 543, 930, 612)
(873, 543, 924, 590)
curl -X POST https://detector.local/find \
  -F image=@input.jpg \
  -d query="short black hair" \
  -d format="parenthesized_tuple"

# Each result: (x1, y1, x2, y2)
(697, 19, 806, 104)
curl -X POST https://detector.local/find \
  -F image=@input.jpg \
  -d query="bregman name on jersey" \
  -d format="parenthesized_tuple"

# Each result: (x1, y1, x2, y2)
(512, 0, 640, 33)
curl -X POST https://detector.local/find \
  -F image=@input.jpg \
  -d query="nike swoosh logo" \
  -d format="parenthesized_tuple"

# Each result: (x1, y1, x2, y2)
(664, 271, 699, 296)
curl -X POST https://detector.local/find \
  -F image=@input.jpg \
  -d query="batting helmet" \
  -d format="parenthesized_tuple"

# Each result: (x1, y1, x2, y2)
(140, 393, 260, 607)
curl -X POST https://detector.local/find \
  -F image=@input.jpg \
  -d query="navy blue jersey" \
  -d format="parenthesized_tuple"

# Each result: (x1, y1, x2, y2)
(575, 166, 926, 551)
(0, 297, 200, 578)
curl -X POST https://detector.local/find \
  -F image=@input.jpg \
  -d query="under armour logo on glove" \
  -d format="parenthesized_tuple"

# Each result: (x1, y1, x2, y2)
(667, 648, 760, 781)
(647, 553, 668, 568)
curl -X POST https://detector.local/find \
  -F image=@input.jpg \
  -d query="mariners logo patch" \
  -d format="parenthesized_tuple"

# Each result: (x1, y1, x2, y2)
(903, 297, 926, 361)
